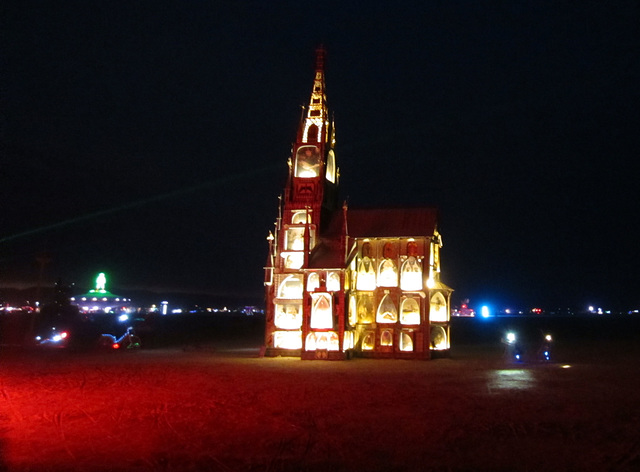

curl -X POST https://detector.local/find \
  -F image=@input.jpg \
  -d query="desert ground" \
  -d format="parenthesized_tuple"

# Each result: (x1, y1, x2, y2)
(1, 314, 640, 471)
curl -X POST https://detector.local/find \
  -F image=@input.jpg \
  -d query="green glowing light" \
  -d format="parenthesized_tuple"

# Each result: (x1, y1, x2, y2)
(95, 272, 107, 292)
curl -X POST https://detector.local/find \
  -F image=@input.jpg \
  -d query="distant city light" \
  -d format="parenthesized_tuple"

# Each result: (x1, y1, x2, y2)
(481, 306, 490, 318)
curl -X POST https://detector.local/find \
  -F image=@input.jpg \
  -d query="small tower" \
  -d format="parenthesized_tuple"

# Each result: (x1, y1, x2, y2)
(264, 47, 340, 357)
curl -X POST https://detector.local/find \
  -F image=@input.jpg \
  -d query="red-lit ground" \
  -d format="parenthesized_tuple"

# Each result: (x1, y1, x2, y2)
(1, 320, 640, 471)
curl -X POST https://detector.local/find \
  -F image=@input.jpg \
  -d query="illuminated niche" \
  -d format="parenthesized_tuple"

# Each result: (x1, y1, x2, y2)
(274, 304, 302, 329)
(376, 292, 398, 323)
(381, 330, 393, 346)
(362, 332, 375, 350)
(306, 331, 339, 351)
(277, 275, 303, 299)
(343, 331, 354, 350)
(310, 292, 333, 329)
(400, 332, 413, 351)
(282, 252, 304, 269)
(307, 272, 320, 292)
(273, 331, 302, 349)
(400, 297, 421, 325)
(356, 256, 376, 290)
(326, 271, 340, 291)
(325, 149, 336, 183)
(430, 325, 448, 350)
(378, 259, 398, 287)
(295, 145, 320, 178)
(292, 210, 309, 224)
(400, 256, 422, 291)
(348, 295, 357, 326)
(357, 292, 374, 324)
(430, 292, 448, 322)
(285, 228, 305, 250)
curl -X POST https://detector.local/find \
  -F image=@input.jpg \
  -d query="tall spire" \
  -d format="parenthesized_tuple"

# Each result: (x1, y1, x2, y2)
(300, 46, 328, 144)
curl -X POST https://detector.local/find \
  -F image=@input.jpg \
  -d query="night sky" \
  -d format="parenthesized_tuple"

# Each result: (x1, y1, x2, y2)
(3, 1, 639, 311)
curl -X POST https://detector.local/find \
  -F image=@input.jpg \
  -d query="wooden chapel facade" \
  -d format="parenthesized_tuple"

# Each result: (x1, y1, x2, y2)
(264, 48, 452, 360)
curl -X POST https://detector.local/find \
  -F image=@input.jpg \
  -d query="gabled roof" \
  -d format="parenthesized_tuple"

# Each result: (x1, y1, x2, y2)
(346, 207, 438, 238)
(308, 206, 439, 270)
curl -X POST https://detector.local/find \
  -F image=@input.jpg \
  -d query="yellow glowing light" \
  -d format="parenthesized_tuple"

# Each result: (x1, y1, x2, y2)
(273, 331, 302, 349)
(400, 332, 414, 351)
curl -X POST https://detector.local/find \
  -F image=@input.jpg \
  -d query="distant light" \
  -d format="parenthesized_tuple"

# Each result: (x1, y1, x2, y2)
(481, 306, 490, 318)
(561, 365, 571, 369)
(506, 332, 516, 344)
(118, 314, 129, 322)
(545, 334, 552, 342)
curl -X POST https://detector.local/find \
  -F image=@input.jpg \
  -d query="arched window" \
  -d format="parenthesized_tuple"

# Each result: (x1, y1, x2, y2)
(400, 256, 422, 291)
(310, 293, 333, 329)
(381, 330, 393, 346)
(277, 275, 303, 299)
(400, 332, 413, 351)
(362, 332, 375, 350)
(430, 326, 448, 350)
(430, 292, 448, 322)
(307, 273, 320, 292)
(378, 259, 398, 287)
(295, 146, 320, 178)
(377, 292, 398, 323)
(400, 297, 421, 325)
(325, 149, 336, 183)
(357, 257, 376, 290)
(326, 271, 340, 292)
(306, 124, 319, 143)
(292, 211, 309, 224)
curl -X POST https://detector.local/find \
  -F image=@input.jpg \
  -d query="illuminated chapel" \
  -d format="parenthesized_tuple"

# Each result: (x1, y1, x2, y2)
(264, 48, 452, 360)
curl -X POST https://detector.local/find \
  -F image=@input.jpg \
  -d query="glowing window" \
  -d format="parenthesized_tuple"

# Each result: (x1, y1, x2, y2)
(356, 256, 376, 290)
(343, 331, 354, 350)
(306, 331, 339, 351)
(377, 292, 398, 323)
(310, 293, 333, 329)
(400, 256, 422, 291)
(378, 259, 398, 287)
(295, 146, 320, 178)
(277, 275, 303, 299)
(381, 330, 393, 346)
(430, 292, 448, 322)
(273, 331, 302, 349)
(285, 228, 305, 250)
(282, 252, 304, 269)
(400, 332, 413, 351)
(307, 273, 320, 292)
(274, 304, 302, 329)
(400, 297, 421, 325)
(292, 211, 309, 224)
(357, 292, 374, 324)
(326, 271, 340, 292)
(348, 295, 357, 326)
(362, 332, 375, 350)
(325, 149, 336, 183)
(430, 326, 448, 350)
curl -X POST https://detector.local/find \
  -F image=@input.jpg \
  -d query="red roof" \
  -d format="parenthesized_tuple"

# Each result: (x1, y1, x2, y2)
(346, 207, 438, 238)
(308, 206, 439, 269)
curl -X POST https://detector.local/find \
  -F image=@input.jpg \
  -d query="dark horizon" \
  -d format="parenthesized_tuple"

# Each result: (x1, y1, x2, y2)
(3, 2, 639, 312)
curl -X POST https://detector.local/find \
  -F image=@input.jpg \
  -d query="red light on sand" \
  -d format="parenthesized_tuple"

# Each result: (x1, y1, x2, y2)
(112, 343, 120, 349)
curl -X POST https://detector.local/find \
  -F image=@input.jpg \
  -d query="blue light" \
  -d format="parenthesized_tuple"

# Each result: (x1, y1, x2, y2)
(481, 305, 490, 318)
